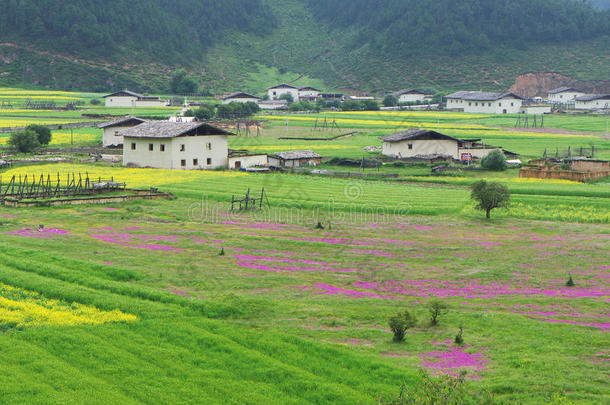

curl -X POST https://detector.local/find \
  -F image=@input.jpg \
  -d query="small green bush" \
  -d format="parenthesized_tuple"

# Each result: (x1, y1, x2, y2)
(454, 325, 464, 345)
(389, 310, 417, 342)
(90, 98, 102, 105)
(566, 275, 575, 287)
(8, 130, 40, 153)
(429, 300, 448, 326)
(25, 124, 52, 146)
(481, 150, 507, 171)
(383, 94, 398, 107)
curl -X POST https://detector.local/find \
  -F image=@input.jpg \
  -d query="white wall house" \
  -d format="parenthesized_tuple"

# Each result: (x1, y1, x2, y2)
(446, 91, 524, 114)
(380, 130, 509, 161)
(267, 84, 300, 102)
(104, 90, 169, 108)
(380, 130, 460, 159)
(222, 92, 261, 104)
(547, 87, 585, 104)
(98, 117, 147, 147)
(574, 94, 610, 110)
(228, 153, 268, 169)
(394, 89, 432, 103)
(298, 87, 321, 102)
(122, 121, 233, 170)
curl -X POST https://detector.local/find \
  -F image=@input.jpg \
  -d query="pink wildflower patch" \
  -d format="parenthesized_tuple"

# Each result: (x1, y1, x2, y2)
(419, 341, 487, 378)
(89, 231, 183, 252)
(313, 283, 400, 300)
(344, 339, 373, 346)
(171, 290, 193, 297)
(235, 255, 357, 273)
(7, 228, 69, 238)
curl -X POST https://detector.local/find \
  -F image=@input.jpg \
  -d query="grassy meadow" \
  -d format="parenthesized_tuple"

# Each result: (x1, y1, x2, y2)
(0, 88, 608, 403)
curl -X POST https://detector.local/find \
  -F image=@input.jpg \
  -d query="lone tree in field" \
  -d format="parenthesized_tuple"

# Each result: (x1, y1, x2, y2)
(428, 300, 448, 326)
(480, 149, 507, 171)
(8, 130, 40, 153)
(25, 124, 52, 146)
(388, 310, 417, 342)
(471, 180, 510, 219)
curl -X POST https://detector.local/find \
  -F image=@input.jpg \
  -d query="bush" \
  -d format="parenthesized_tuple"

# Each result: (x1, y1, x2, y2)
(429, 300, 448, 326)
(193, 105, 215, 120)
(383, 94, 398, 107)
(471, 180, 511, 219)
(389, 310, 417, 342)
(278, 93, 294, 103)
(566, 275, 575, 287)
(361, 99, 380, 111)
(8, 130, 40, 153)
(454, 325, 464, 345)
(480, 150, 507, 171)
(170, 69, 198, 94)
(25, 124, 52, 145)
(383, 371, 476, 404)
(90, 98, 101, 105)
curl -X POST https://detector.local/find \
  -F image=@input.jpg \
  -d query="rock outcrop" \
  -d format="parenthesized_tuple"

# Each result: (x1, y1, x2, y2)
(509, 72, 610, 98)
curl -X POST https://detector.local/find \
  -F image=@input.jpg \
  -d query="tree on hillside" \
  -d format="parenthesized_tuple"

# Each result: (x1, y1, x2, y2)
(481, 149, 507, 171)
(388, 310, 417, 342)
(170, 70, 198, 94)
(471, 180, 510, 219)
(383, 94, 398, 107)
(25, 124, 52, 146)
(8, 130, 40, 153)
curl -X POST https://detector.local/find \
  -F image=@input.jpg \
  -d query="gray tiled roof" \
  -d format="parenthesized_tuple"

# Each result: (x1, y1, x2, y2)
(223, 92, 261, 100)
(574, 94, 610, 101)
(379, 129, 459, 143)
(446, 91, 524, 101)
(121, 121, 233, 139)
(548, 87, 582, 94)
(273, 150, 321, 160)
(97, 117, 146, 129)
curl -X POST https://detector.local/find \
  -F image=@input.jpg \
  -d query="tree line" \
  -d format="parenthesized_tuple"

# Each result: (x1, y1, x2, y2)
(306, 0, 610, 56)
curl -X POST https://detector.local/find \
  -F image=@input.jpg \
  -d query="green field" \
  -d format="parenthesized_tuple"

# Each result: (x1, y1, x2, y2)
(0, 89, 609, 403)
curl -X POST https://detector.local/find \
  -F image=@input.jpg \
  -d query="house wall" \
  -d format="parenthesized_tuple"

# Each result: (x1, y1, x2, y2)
(571, 160, 610, 173)
(222, 97, 259, 104)
(135, 99, 168, 107)
(105, 96, 138, 107)
(548, 92, 584, 104)
(268, 87, 299, 102)
(383, 139, 458, 159)
(464, 98, 522, 114)
(298, 90, 320, 100)
(123, 135, 228, 170)
(574, 99, 610, 110)
(102, 126, 132, 147)
(520, 106, 552, 114)
(228, 154, 268, 169)
(399, 93, 425, 103)
(458, 147, 501, 159)
(259, 102, 288, 110)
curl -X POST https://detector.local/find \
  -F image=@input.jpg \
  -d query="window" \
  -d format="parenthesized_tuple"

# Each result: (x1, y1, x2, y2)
(475, 102, 478, 106)
(149, 143, 154, 151)
(499, 102, 502, 107)
(206, 142, 212, 151)
(160, 144, 165, 152)
(560, 95, 563, 99)
(114, 131, 120, 136)
(131, 143, 136, 150)
(511, 102, 514, 107)
(408, 144, 413, 150)
(206, 158, 212, 165)
(193, 159, 198, 166)
(181, 160, 186, 167)
(468, 102, 471, 106)
(488, 103, 491, 107)
(180, 144, 185, 152)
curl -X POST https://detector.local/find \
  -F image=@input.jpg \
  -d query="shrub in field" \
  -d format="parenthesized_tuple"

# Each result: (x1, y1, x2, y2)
(566, 275, 575, 287)
(383, 371, 475, 404)
(219, 248, 225, 256)
(90, 98, 101, 105)
(170, 69, 198, 94)
(383, 95, 398, 107)
(480, 150, 507, 171)
(194, 105, 215, 120)
(429, 300, 448, 326)
(8, 130, 40, 153)
(25, 124, 52, 146)
(389, 310, 417, 342)
(454, 325, 464, 345)
(471, 180, 510, 219)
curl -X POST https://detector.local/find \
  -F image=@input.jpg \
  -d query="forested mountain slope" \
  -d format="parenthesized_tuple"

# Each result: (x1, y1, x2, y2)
(0, 0, 607, 93)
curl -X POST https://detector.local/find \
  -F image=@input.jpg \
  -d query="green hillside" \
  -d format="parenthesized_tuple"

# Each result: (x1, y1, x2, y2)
(0, 0, 608, 93)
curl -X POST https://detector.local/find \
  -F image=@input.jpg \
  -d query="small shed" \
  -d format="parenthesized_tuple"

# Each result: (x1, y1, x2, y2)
(269, 150, 322, 168)
(228, 150, 268, 170)
(380, 129, 460, 159)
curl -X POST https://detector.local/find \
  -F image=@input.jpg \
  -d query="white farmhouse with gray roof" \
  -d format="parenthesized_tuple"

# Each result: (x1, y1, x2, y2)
(446, 91, 524, 114)
(98, 117, 147, 147)
(222, 92, 261, 104)
(122, 121, 234, 170)
(103, 90, 169, 108)
(574, 94, 610, 110)
(267, 84, 300, 102)
(268, 150, 322, 167)
(547, 87, 585, 105)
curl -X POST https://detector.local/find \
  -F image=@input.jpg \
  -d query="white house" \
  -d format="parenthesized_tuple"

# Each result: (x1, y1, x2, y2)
(222, 92, 261, 104)
(268, 151, 322, 168)
(228, 151, 269, 170)
(122, 121, 234, 170)
(380, 130, 508, 160)
(394, 89, 432, 103)
(574, 94, 610, 110)
(547, 87, 585, 104)
(446, 91, 524, 114)
(104, 90, 169, 108)
(298, 87, 321, 102)
(98, 117, 147, 147)
(267, 84, 300, 102)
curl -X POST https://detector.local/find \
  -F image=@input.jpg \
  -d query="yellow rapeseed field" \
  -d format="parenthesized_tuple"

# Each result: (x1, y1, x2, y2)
(327, 111, 487, 119)
(2, 163, 247, 188)
(0, 283, 137, 327)
(0, 132, 99, 146)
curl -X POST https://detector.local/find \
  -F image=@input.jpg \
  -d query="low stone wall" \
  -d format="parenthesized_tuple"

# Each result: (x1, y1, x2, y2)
(519, 167, 609, 182)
